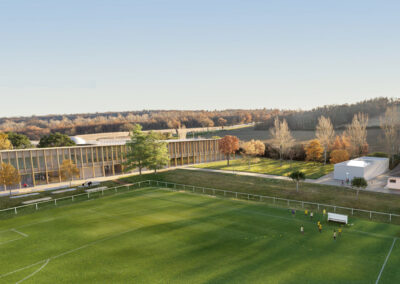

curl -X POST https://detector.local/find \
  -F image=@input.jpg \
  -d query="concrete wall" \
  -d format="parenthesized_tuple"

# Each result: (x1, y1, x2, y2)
(334, 157, 389, 181)
(334, 163, 365, 181)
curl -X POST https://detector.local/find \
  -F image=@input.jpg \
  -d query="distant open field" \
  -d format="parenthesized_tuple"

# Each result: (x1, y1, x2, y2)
(193, 158, 334, 179)
(1, 186, 399, 283)
(199, 126, 386, 152)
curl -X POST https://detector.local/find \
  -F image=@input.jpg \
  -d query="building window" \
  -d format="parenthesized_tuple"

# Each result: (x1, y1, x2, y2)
(389, 179, 396, 183)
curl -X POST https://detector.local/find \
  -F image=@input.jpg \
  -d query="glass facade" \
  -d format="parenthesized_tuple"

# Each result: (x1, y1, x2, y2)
(0, 139, 224, 191)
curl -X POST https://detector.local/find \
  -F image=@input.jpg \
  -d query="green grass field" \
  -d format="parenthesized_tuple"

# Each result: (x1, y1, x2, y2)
(193, 158, 334, 179)
(1, 186, 399, 283)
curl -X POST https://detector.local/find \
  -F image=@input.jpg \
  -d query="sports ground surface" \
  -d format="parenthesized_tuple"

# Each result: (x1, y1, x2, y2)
(1, 187, 399, 283)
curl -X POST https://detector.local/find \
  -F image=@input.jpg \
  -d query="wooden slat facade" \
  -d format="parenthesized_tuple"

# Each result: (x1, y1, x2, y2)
(0, 139, 222, 191)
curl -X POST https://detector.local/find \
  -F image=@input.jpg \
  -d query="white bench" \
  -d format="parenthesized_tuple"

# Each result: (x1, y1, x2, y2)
(51, 188, 77, 194)
(22, 197, 52, 205)
(327, 213, 348, 224)
(85, 186, 108, 193)
(10, 193, 40, 199)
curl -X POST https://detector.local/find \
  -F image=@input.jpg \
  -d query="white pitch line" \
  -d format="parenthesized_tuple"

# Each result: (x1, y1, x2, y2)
(0, 237, 23, 246)
(0, 224, 143, 280)
(15, 259, 50, 284)
(11, 229, 28, 238)
(375, 238, 397, 284)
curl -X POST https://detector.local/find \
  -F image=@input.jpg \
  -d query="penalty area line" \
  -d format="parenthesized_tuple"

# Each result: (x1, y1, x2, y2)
(11, 229, 29, 238)
(15, 259, 50, 284)
(375, 237, 397, 284)
(0, 224, 143, 280)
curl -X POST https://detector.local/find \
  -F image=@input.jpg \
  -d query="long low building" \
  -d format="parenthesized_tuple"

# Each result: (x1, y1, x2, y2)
(0, 138, 225, 191)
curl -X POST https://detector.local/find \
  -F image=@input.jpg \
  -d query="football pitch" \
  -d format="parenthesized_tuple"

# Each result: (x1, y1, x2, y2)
(0, 187, 399, 283)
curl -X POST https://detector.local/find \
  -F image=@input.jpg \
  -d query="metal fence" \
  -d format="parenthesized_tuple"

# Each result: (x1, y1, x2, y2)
(0, 181, 150, 219)
(1, 180, 400, 225)
(149, 180, 400, 225)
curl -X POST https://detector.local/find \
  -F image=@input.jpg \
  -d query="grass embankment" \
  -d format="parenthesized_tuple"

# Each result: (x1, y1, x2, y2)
(117, 170, 400, 216)
(1, 188, 399, 283)
(193, 158, 334, 179)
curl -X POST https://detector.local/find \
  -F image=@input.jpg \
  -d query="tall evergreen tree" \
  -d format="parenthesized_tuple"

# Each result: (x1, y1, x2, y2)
(124, 125, 152, 175)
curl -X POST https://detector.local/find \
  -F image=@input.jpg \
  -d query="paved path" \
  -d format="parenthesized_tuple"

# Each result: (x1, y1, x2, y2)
(185, 168, 400, 195)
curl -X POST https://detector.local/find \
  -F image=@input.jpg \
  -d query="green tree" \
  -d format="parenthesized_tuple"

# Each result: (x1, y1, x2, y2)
(351, 177, 368, 198)
(38, 133, 76, 148)
(289, 171, 306, 192)
(147, 133, 170, 173)
(124, 124, 152, 175)
(7, 132, 32, 149)
(60, 159, 80, 187)
(0, 133, 13, 150)
(0, 163, 21, 195)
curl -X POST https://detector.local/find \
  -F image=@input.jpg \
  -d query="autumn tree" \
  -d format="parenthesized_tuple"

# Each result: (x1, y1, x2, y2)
(60, 159, 80, 187)
(330, 149, 350, 164)
(218, 135, 239, 165)
(269, 118, 295, 165)
(305, 139, 324, 162)
(331, 135, 350, 151)
(199, 116, 214, 131)
(316, 116, 335, 165)
(0, 163, 21, 195)
(0, 133, 13, 150)
(380, 106, 399, 166)
(345, 113, 369, 157)
(218, 118, 227, 129)
(241, 140, 265, 167)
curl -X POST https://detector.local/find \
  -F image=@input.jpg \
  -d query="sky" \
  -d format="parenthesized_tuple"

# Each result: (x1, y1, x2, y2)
(0, 0, 399, 117)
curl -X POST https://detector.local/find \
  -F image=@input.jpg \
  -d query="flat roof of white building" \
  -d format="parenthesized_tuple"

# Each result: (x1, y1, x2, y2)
(336, 156, 389, 168)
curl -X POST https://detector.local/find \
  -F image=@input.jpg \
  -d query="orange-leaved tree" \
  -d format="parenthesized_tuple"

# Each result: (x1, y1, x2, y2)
(60, 159, 80, 187)
(218, 135, 239, 165)
(0, 162, 21, 195)
(330, 149, 350, 164)
(242, 139, 265, 167)
(305, 139, 324, 163)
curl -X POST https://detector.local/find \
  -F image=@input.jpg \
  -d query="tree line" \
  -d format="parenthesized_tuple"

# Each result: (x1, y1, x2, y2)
(255, 97, 399, 130)
(0, 109, 275, 140)
(219, 104, 400, 168)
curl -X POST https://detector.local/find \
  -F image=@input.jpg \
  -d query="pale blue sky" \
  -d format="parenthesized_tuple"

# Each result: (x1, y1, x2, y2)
(0, 0, 399, 117)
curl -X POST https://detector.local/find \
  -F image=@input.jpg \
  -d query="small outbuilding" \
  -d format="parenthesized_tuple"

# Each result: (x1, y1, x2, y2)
(386, 177, 400, 190)
(333, 156, 389, 181)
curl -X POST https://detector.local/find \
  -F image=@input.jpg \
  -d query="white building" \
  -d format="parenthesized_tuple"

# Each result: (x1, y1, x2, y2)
(334, 156, 389, 181)
(386, 177, 400, 190)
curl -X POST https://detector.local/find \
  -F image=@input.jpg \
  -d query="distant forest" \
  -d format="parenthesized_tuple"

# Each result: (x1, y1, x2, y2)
(0, 97, 397, 140)
(0, 109, 276, 140)
(255, 97, 399, 131)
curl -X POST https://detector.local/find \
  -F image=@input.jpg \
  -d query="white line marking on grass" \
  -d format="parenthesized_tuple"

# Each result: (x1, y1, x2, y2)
(15, 259, 50, 284)
(0, 219, 55, 235)
(11, 229, 28, 238)
(158, 187, 396, 240)
(0, 224, 144, 280)
(375, 238, 397, 284)
(0, 237, 23, 245)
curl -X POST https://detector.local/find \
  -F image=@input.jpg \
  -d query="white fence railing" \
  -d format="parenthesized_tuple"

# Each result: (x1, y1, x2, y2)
(1, 180, 400, 224)
(149, 180, 400, 224)
(0, 181, 150, 217)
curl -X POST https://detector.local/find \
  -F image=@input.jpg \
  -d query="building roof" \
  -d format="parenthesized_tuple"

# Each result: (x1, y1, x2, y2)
(336, 156, 389, 168)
